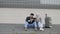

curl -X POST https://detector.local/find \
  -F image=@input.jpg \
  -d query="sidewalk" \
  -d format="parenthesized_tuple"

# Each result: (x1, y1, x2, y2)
(0, 24, 60, 34)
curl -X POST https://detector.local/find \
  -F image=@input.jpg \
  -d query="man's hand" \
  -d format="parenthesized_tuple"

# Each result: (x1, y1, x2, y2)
(28, 19, 34, 22)
(28, 20, 30, 22)
(31, 19, 34, 21)
(30, 19, 34, 22)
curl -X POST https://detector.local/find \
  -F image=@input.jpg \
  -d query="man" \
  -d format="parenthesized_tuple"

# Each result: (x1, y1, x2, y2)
(24, 13, 37, 31)
(45, 14, 52, 28)
(36, 15, 44, 31)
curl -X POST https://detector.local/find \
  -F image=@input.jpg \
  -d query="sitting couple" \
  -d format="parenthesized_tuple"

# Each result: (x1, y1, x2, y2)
(24, 13, 44, 31)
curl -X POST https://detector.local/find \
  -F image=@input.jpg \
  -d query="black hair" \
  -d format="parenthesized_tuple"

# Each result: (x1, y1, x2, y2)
(30, 13, 34, 16)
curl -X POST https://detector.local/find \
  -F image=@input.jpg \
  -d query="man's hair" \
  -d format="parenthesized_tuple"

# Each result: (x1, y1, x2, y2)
(30, 13, 34, 16)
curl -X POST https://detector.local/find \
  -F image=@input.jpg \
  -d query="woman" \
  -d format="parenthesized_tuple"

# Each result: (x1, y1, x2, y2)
(36, 15, 44, 31)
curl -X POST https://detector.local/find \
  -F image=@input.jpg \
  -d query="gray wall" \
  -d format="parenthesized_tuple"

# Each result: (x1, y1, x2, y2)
(0, 0, 40, 8)
(40, 0, 60, 5)
(0, 0, 60, 9)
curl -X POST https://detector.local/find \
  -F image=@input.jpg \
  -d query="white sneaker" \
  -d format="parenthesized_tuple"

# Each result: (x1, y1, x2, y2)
(25, 27, 27, 31)
(49, 26, 52, 28)
(40, 28, 44, 31)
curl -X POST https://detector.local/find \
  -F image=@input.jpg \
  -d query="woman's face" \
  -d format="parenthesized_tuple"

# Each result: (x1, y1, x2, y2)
(36, 15, 39, 18)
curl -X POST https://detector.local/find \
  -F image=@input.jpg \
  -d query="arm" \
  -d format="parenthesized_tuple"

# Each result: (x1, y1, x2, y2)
(25, 17, 30, 22)
(26, 17, 28, 22)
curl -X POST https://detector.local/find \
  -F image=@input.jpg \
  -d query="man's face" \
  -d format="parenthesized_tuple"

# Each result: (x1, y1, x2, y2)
(30, 15, 33, 17)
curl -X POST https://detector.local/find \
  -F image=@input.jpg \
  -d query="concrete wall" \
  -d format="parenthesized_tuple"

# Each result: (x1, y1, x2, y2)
(0, 8, 60, 24)
(0, 0, 60, 9)
(40, 0, 60, 5)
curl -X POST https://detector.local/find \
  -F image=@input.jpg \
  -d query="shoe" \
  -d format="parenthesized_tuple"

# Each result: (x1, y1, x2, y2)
(25, 27, 27, 31)
(35, 28, 37, 31)
(45, 26, 50, 28)
(49, 26, 52, 28)
(39, 28, 44, 31)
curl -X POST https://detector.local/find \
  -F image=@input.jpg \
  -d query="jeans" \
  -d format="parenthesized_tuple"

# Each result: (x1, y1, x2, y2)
(25, 22, 37, 28)
(25, 21, 44, 28)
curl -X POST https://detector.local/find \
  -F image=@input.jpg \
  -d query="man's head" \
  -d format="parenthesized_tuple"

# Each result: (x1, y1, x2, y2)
(30, 13, 34, 17)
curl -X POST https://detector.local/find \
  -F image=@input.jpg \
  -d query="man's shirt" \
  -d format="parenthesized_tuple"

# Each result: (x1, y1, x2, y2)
(26, 17, 35, 24)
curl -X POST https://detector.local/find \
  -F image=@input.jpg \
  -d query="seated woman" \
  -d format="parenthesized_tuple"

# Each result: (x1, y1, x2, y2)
(36, 15, 44, 31)
(24, 13, 37, 31)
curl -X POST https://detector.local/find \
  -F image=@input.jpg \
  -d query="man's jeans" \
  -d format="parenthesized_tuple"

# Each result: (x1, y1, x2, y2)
(25, 21, 44, 28)
(25, 22, 37, 28)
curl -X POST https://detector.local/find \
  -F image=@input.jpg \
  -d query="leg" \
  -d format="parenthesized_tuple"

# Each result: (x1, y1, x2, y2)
(45, 22, 50, 28)
(38, 22, 44, 31)
(24, 22, 28, 31)
(33, 22, 37, 30)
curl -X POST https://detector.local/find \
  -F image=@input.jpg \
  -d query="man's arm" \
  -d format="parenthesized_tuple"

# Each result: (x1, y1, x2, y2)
(26, 17, 28, 22)
(25, 17, 30, 22)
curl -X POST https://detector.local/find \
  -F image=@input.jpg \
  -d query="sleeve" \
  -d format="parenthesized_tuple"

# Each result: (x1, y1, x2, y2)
(25, 17, 28, 22)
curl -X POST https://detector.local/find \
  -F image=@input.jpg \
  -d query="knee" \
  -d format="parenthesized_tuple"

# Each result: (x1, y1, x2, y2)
(24, 22, 28, 27)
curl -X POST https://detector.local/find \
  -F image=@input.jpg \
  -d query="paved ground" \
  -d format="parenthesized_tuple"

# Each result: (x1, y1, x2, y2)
(0, 24, 60, 34)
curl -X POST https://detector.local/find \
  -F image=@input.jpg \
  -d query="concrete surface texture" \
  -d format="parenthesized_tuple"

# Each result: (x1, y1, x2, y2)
(0, 8, 60, 24)
(0, 24, 60, 34)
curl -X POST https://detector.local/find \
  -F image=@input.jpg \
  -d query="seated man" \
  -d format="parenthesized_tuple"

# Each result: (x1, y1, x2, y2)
(24, 13, 37, 31)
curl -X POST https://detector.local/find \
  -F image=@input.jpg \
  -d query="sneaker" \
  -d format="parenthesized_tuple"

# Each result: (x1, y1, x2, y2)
(49, 26, 52, 28)
(25, 27, 27, 31)
(39, 28, 44, 31)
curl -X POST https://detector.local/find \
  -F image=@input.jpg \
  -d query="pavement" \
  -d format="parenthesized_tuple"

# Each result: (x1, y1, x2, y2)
(0, 23, 60, 34)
